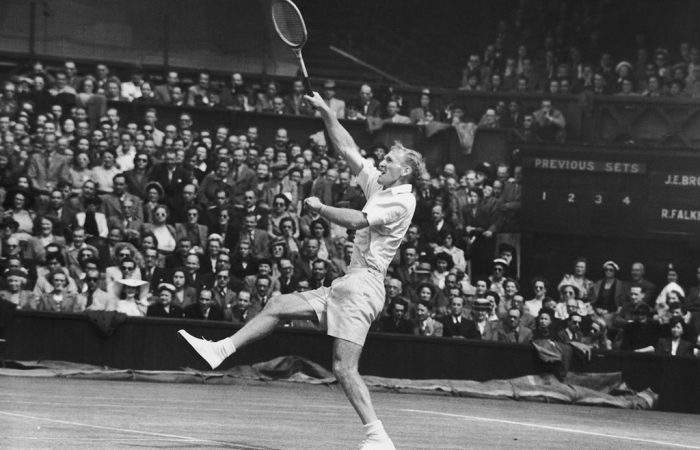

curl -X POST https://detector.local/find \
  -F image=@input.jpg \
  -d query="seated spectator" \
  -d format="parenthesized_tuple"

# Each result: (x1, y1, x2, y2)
(472, 298, 500, 340)
(614, 303, 661, 352)
(81, 269, 117, 311)
(355, 84, 381, 119)
(496, 305, 531, 344)
(532, 307, 557, 340)
(147, 283, 184, 319)
(656, 317, 693, 357)
(582, 317, 612, 350)
(413, 300, 443, 337)
(589, 260, 626, 317)
(114, 278, 149, 316)
(0, 268, 37, 309)
(228, 289, 253, 324)
(556, 313, 584, 343)
(34, 250, 78, 296)
(441, 296, 480, 339)
(378, 298, 413, 335)
(185, 287, 224, 320)
(3, 187, 36, 241)
(37, 269, 84, 312)
(170, 267, 196, 310)
(525, 277, 549, 317)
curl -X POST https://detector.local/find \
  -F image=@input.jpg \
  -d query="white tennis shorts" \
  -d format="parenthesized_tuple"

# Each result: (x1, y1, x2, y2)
(297, 268, 385, 346)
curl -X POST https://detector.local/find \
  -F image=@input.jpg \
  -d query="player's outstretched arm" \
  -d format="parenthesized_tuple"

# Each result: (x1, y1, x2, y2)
(304, 196, 369, 230)
(305, 92, 364, 176)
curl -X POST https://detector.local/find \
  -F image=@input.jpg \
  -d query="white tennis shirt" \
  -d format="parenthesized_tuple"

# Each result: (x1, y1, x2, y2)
(348, 159, 416, 275)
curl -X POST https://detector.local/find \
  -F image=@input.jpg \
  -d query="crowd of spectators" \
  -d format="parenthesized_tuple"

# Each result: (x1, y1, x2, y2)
(456, 2, 700, 100)
(0, 58, 698, 359)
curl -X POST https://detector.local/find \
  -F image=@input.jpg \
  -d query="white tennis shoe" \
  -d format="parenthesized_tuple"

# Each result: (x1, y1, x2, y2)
(358, 434, 396, 450)
(177, 330, 227, 369)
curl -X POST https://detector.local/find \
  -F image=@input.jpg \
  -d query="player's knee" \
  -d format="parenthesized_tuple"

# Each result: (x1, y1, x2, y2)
(332, 360, 358, 381)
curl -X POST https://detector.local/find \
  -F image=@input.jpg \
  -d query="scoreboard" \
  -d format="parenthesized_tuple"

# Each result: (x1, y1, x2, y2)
(520, 144, 700, 238)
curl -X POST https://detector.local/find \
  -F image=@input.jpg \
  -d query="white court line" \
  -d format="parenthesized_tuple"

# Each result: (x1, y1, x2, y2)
(0, 410, 271, 449)
(403, 409, 700, 449)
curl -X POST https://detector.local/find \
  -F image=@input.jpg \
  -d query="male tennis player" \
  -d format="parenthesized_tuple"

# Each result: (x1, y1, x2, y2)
(179, 91, 423, 450)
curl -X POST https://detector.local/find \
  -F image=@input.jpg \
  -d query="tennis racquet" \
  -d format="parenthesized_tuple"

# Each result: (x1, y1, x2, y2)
(271, 0, 313, 95)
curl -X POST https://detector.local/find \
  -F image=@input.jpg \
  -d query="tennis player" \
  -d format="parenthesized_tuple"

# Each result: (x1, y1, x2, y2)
(179, 91, 423, 450)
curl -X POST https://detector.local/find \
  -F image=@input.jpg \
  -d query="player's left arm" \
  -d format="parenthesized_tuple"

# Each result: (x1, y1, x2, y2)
(305, 197, 369, 229)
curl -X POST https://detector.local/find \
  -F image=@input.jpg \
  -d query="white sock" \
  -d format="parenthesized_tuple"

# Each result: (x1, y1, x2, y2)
(363, 420, 386, 437)
(217, 337, 237, 357)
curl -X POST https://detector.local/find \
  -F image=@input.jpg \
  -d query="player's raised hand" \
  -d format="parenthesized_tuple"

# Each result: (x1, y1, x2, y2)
(304, 196, 324, 212)
(303, 91, 328, 111)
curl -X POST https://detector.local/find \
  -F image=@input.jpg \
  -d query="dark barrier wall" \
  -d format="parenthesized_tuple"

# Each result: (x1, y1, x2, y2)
(4, 311, 700, 414)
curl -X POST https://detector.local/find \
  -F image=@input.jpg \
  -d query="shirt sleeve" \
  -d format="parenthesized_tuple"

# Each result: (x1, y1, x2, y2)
(356, 159, 381, 198)
(363, 195, 412, 228)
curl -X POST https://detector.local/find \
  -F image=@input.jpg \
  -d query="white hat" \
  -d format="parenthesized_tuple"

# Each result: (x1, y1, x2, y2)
(116, 278, 149, 288)
(602, 261, 620, 271)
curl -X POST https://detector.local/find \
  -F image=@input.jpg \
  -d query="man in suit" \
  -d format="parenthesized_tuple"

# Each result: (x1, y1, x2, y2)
(211, 268, 237, 311)
(414, 300, 443, 337)
(422, 204, 454, 248)
(175, 206, 208, 248)
(101, 174, 143, 222)
(154, 71, 179, 104)
(472, 298, 501, 341)
(277, 258, 298, 294)
(41, 188, 73, 237)
(556, 313, 584, 344)
(184, 288, 225, 321)
(317, 79, 345, 119)
(498, 306, 533, 343)
(142, 248, 169, 294)
(147, 148, 190, 211)
(184, 253, 214, 290)
(230, 148, 257, 205)
(106, 198, 143, 244)
(331, 170, 364, 210)
(441, 296, 480, 339)
(379, 298, 414, 335)
(238, 213, 270, 259)
(356, 83, 381, 119)
(231, 190, 269, 231)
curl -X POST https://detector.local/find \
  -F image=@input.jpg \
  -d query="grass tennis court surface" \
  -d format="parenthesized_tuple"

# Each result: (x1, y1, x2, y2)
(1, 376, 699, 449)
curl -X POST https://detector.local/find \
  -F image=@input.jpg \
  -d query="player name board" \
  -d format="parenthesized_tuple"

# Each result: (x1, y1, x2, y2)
(520, 145, 700, 238)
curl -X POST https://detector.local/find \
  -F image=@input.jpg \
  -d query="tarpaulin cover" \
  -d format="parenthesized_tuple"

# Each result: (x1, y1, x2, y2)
(0, 356, 656, 410)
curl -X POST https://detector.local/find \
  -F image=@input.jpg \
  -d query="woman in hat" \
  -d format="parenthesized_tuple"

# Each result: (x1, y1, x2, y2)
(147, 283, 184, 318)
(37, 269, 84, 312)
(590, 261, 627, 315)
(142, 181, 165, 224)
(557, 257, 594, 302)
(115, 278, 150, 316)
(655, 287, 684, 325)
(2, 187, 36, 240)
(655, 264, 685, 319)
(0, 268, 37, 309)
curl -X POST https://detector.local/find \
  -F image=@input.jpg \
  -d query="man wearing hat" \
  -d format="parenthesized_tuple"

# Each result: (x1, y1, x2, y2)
(316, 79, 345, 119)
(472, 298, 500, 340)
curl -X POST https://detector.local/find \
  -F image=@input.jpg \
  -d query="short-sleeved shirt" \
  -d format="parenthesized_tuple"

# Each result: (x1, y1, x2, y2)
(350, 159, 416, 275)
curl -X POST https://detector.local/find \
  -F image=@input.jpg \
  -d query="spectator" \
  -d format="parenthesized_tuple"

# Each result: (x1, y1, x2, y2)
(498, 306, 532, 343)
(441, 296, 480, 339)
(147, 283, 184, 318)
(413, 300, 443, 337)
(473, 298, 500, 340)
(655, 316, 693, 357)
(532, 99, 566, 142)
(0, 268, 37, 309)
(356, 84, 381, 119)
(379, 298, 413, 334)
(36, 269, 84, 312)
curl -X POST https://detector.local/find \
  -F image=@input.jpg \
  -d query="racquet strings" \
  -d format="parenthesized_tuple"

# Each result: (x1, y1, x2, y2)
(272, 0, 306, 47)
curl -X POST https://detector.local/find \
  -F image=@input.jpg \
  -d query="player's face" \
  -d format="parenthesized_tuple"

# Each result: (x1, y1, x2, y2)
(377, 149, 407, 188)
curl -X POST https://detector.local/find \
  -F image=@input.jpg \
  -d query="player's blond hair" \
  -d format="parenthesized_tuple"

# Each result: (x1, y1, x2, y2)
(391, 141, 426, 187)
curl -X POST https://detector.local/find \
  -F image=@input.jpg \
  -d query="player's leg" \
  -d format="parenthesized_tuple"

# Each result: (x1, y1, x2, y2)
(179, 292, 317, 369)
(332, 337, 395, 450)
